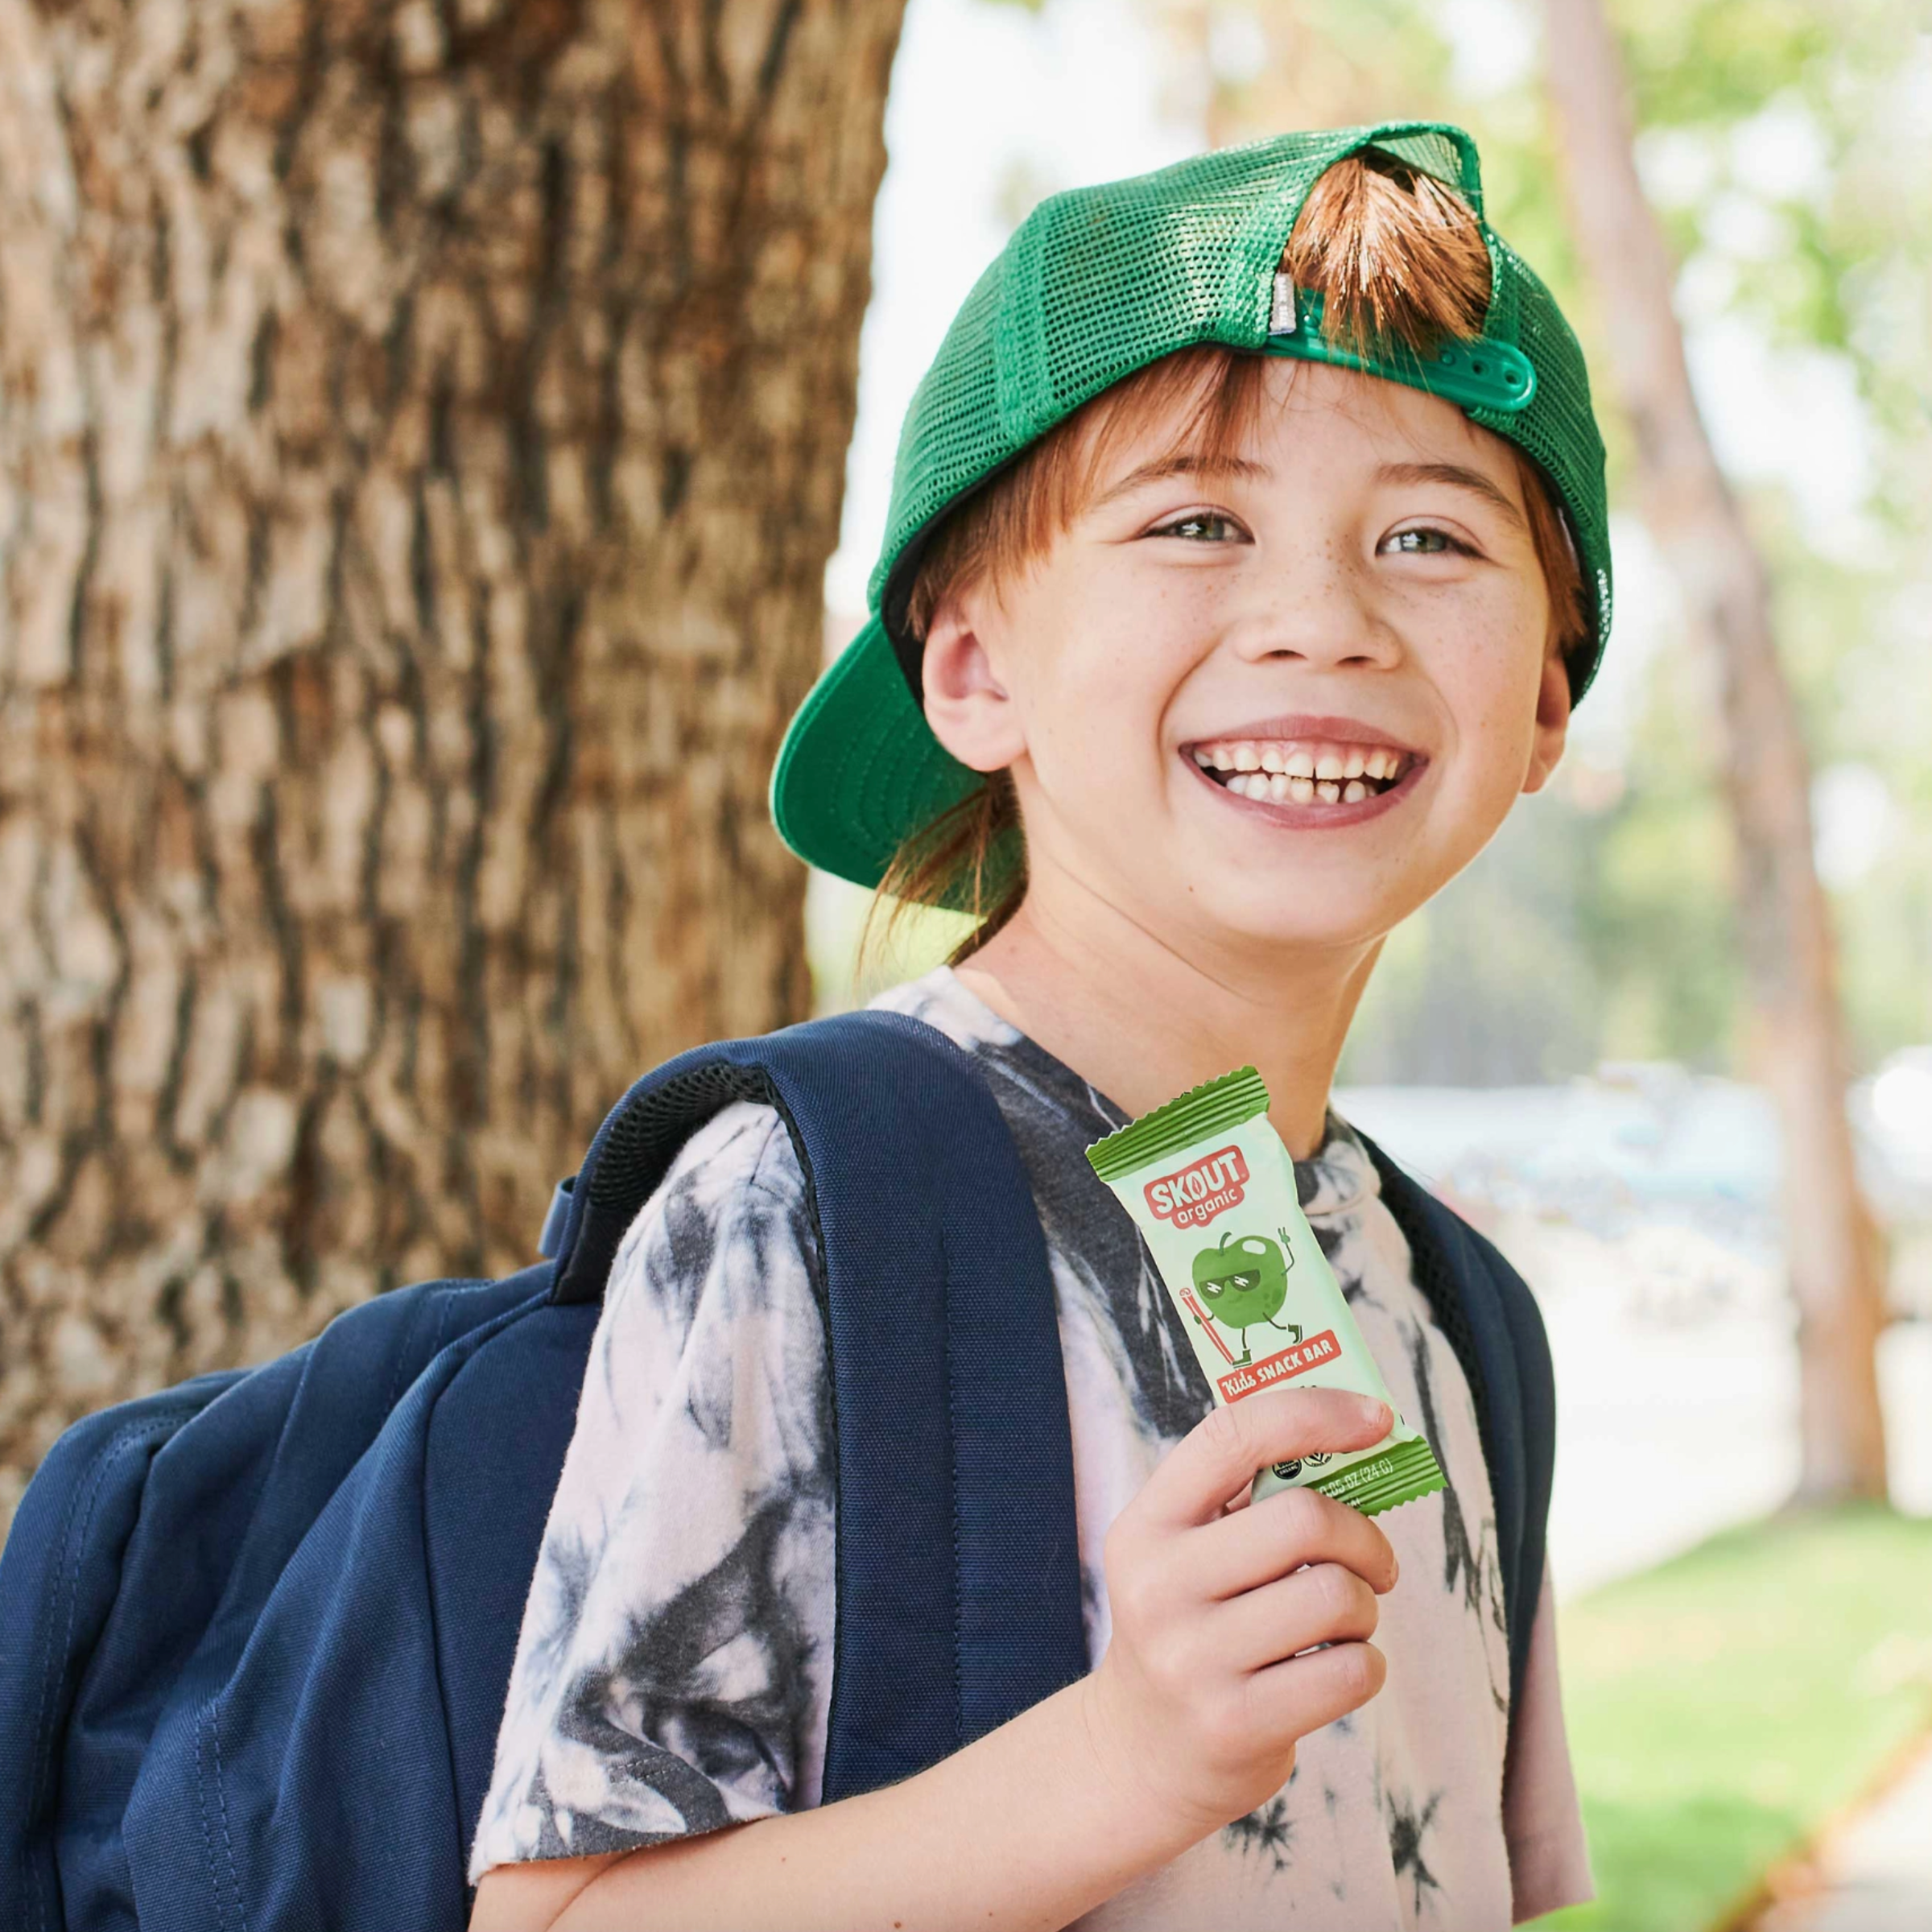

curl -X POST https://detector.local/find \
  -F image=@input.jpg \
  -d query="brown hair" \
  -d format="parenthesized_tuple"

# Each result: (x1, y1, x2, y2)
(867, 151, 1590, 976)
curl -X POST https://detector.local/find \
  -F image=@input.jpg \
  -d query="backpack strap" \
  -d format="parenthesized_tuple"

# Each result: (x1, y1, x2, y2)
(1356, 1133, 1555, 1723)
(547, 1007, 1089, 1798)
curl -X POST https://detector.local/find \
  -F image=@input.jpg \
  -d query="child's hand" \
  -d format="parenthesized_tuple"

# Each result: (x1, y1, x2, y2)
(1083, 1388, 1400, 1837)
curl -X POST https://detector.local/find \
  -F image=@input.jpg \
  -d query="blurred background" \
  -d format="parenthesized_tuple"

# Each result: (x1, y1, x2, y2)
(1, 1, 1928, 1926)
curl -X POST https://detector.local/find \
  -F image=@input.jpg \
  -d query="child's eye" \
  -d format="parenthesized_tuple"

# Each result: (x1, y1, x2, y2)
(1148, 510, 1246, 543)
(1381, 526, 1472, 556)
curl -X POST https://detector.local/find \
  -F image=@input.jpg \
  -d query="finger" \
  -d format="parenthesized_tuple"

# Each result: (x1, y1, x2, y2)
(1192, 1484, 1399, 1600)
(1139, 1389, 1392, 1529)
(1244, 1639, 1388, 1740)
(1211, 1562, 1381, 1672)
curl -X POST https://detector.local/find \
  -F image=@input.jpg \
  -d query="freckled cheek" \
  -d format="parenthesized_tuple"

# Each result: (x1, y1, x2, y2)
(1418, 620, 1544, 824)
(1434, 599, 1544, 720)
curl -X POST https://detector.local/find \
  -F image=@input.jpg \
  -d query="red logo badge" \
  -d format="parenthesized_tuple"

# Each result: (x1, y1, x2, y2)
(1144, 1145, 1249, 1230)
(1215, 1330, 1341, 1405)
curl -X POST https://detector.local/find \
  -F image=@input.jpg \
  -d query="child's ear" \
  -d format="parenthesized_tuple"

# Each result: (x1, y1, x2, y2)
(1521, 647, 1573, 796)
(921, 593, 1027, 774)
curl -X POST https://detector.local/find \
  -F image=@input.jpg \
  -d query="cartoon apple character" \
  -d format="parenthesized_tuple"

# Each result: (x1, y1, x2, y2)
(1190, 1229, 1300, 1365)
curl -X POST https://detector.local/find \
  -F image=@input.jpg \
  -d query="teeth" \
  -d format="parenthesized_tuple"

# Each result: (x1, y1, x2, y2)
(1289, 776, 1315, 803)
(1267, 773, 1291, 802)
(1344, 780, 1368, 803)
(1201, 737, 1411, 789)
(1315, 781, 1341, 803)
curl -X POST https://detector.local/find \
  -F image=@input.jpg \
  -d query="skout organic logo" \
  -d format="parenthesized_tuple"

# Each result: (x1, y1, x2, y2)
(1143, 1146, 1249, 1229)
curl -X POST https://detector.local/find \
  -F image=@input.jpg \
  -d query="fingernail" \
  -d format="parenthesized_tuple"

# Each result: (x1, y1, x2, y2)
(1360, 1399, 1391, 1430)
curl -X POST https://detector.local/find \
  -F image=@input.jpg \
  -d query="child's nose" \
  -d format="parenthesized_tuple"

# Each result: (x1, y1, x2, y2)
(1224, 558, 1402, 673)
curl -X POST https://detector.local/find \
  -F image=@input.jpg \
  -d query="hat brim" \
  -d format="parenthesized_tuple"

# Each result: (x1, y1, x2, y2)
(770, 614, 988, 890)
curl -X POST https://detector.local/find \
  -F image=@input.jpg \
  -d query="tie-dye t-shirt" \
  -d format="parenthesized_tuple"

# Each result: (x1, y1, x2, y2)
(472, 968, 1593, 1926)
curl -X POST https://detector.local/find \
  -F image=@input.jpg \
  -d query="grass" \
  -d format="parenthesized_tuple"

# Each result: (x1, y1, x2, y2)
(1534, 1505, 1932, 1932)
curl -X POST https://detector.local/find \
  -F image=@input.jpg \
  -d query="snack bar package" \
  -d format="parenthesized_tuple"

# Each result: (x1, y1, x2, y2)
(1088, 1068, 1446, 1516)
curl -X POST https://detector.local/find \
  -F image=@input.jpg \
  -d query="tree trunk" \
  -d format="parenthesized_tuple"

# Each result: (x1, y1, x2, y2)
(0, 0, 904, 1530)
(1541, 0, 1889, 1501)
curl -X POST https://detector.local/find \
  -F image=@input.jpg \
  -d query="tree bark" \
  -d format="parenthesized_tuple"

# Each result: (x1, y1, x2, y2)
(1541, 0, 1889, 1501)
(0, 0, 904, 1530)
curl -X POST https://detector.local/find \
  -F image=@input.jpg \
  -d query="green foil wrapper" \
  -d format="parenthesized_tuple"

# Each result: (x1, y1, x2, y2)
(1088, 1068, 1446, 1516)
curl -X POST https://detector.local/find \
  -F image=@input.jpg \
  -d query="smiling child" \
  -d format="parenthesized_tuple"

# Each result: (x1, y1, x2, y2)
(471, 123, 1606, 1932)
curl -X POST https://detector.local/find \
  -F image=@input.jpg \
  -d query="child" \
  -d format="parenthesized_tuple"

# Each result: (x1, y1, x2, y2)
(471, 122, 1602, 1930)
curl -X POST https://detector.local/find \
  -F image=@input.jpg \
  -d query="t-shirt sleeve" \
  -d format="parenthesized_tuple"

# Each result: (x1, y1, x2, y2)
(1505, 1568, 1596, 1922)
(468, 1101, 836, 1880)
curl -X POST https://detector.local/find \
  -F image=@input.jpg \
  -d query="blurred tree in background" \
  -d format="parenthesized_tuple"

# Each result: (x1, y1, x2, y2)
(1542, 0, 1885, 1500)
(0, 0, 905, 1525)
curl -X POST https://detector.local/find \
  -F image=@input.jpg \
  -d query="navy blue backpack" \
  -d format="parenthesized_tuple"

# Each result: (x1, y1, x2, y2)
(0, 1011, 1552, 1932)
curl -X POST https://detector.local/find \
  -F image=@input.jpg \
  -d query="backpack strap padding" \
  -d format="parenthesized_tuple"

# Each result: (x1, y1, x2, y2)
(427, 1296, 605, 1856)
(1357, 1134, 1555, 1719)
(547, 1009, 1089, 1797)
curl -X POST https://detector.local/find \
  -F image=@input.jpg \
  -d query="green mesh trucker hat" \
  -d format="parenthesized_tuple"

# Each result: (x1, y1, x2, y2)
(772, 121, 1612, 890)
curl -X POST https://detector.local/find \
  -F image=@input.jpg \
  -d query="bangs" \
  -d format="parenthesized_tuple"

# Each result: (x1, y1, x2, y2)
(904, 339, 1588, 668)
(902, 347, 1270, 642)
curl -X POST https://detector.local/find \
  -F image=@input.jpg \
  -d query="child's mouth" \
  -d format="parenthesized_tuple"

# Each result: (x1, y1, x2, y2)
(1186, 737, 1419, 807)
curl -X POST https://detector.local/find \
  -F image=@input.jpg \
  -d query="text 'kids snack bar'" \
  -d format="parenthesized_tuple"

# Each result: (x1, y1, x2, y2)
(1088, 1070, 1446, 1516)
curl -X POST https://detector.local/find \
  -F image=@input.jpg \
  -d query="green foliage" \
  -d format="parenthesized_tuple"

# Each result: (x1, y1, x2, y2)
(1534, 1506, 1932, 1930)
(1341, 793, 1611, 1086)
(1836, 847, 1932, 1065)
(1579, 655, 1743, 1068)
(1340, 754, 1744, 1086)
(1591, 796, 1740, 1069)
(1616, 0, 1833, 124)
